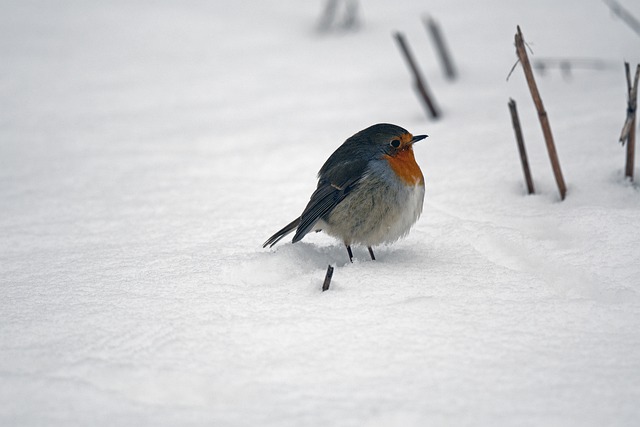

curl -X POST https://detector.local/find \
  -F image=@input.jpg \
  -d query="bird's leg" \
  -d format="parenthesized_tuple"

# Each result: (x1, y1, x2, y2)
(367, 246, 376, 261)
(345, 245, 354, 263)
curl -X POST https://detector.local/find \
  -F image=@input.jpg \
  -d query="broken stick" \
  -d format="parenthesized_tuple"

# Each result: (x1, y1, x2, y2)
(322, 265, 334, 292)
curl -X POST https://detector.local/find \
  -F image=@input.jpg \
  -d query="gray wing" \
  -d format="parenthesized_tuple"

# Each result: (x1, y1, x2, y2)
(291, 158, 369, 243)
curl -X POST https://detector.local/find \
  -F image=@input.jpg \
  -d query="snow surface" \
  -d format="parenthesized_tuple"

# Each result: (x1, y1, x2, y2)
(1, 0, 640, 426)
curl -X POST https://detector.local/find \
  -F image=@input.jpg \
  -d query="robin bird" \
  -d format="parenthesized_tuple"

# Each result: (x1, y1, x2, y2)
(263, 123, 427, 262)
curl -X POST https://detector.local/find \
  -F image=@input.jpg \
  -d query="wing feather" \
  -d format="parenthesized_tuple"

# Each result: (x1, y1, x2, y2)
(264, 135, 373, 246)
(292, 174, 364, 243)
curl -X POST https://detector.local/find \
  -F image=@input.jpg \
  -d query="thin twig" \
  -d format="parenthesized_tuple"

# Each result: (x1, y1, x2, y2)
(604, 0, 640, 38)
(620, 63, 640, 143)
(619, 63, 636, 143)
(621, 63, 639, 180)
(423, 15, 457, 80)
(506, 59, 520, 81)
(508, 99, 535, 194)
(393, 31, 441, 119)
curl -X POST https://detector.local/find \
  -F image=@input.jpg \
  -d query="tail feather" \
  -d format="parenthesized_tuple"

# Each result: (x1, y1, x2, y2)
(262, 217, 301, 248)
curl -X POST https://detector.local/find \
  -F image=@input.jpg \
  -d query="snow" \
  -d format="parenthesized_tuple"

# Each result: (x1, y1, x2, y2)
(1, 0, 640, 426)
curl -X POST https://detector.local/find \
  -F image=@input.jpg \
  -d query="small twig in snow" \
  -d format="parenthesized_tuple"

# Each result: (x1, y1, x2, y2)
(322, 265, 334, 292)
(508, 99, 535, 195)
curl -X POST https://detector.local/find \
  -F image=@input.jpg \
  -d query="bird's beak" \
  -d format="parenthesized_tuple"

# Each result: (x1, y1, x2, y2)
(411, 134, 428, 144)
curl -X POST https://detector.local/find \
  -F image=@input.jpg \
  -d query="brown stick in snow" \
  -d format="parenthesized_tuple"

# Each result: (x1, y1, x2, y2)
(508, 99, 535, 194)
(621, 63, 639, 181)
(393, 31, 441, 119)
(604, 0, 640, 38)
(423, 15, 457, 80)
(514, 26, 567, 200)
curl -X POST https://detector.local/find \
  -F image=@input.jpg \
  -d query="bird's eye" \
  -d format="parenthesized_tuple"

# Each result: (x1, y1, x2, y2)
(390, 139, 401, 148)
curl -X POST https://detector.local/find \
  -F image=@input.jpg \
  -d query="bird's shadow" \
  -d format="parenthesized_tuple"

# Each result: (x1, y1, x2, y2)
(265, 241, 421, 269)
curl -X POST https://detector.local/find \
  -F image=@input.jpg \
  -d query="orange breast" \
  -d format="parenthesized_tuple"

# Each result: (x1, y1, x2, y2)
(385, 148, 424, 185)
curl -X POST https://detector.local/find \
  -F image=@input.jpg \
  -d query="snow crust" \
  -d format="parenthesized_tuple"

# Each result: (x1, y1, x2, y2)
(1, 1, 639, 426)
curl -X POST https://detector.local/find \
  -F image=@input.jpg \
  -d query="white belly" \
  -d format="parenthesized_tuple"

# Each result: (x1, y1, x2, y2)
(380, 182, 424, 244)
(321, 175, 425, 247)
